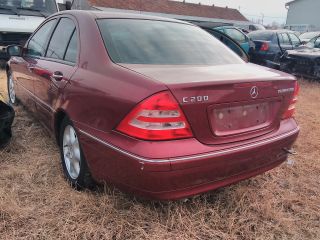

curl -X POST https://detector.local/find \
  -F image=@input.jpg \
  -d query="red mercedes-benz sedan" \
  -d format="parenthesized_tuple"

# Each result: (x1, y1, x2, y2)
(6, 11, 299, 200)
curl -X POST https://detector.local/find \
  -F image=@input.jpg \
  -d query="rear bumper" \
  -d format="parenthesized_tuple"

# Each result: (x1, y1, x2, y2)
(77, 119, 299, 200)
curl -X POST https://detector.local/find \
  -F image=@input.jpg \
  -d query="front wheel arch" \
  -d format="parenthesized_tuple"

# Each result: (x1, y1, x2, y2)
(54, 110, 68, 146)
(5, 64, 10, 74)
(6, 67, 18, 105)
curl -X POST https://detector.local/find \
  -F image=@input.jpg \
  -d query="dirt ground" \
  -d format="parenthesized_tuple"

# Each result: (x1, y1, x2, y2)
(0, 69, 319, 240)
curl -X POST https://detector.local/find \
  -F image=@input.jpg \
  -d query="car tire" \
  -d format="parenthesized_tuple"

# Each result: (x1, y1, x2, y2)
(59, 117, 95, 190)
(7, 70, 18, 105)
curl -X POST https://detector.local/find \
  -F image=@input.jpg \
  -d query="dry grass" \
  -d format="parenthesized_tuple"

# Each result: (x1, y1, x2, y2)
(0, 69, 319, 240)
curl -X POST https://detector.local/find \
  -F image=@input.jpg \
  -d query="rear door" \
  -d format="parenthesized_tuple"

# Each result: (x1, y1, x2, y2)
(32, 17, 78, 129)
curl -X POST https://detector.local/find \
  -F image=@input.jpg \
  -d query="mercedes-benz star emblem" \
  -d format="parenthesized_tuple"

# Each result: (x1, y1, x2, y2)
(250, 86, 259, 99)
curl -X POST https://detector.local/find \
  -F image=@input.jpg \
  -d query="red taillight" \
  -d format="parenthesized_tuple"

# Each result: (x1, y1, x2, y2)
(282, 81, 300, 119)
(260, 42, 269, 51)
(117, 91, 193, 140)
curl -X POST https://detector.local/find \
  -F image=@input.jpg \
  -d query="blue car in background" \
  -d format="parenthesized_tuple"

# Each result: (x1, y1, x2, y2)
(192, 22, 253, 54)
(201, 28, 250, 62)
(214, 25, 251, 53)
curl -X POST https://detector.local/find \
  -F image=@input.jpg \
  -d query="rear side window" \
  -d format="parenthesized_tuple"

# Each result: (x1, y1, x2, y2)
(46, 18, 76, 60)
(97, 19, 243, 65)
(27, 19, 57, 57)
(279, 33, 291, 45)
(206, 29, 247, 61)
(224, 28, 246, 44)
(64, 31, 78, 63)
(248, 31, 273, 41)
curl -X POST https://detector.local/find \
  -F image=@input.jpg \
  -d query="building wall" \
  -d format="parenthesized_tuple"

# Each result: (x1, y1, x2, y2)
(286, 0, 320, 31)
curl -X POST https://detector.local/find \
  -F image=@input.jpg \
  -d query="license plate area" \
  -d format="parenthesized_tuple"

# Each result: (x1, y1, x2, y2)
(209, 101, 277, 137)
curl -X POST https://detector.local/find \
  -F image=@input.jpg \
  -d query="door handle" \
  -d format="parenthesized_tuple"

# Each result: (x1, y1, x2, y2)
(27, 65, 35, 72)
(52, 71, 64, 81)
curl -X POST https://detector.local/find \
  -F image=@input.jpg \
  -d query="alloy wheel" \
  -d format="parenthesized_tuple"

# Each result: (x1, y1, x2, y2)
(8, 73, 16, 104)
(63, 125, 81, 179)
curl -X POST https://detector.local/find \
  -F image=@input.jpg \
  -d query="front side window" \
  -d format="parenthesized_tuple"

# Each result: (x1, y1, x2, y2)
(46, 18, 76, 61)
(27, 19, 57, 57)
(97, 19, 243, 65)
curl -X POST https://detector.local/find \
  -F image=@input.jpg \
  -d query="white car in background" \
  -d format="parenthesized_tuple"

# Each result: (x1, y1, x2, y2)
(0, 0, 66, 63)
(299, 31, 320, 44)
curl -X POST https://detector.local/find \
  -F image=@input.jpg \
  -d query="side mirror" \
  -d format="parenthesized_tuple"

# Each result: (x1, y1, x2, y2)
(65, 0, 72, 10)
(7, 45, 22, 57)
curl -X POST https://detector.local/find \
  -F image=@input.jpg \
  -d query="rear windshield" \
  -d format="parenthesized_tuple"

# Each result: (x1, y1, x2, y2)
(248, 31, 274, 41)
(252, 24, 265, 31)
(97, 19, 243, 65)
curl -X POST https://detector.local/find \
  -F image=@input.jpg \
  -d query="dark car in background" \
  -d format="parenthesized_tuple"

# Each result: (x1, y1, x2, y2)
(248, 30, 301, 69)
(236, 23, 266, 33)
(0, 94, 15, 148)
(280, 36, 320, 80)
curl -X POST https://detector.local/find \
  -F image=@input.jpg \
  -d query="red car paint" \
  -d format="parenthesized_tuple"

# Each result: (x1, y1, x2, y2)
(7, 11, 299, 200)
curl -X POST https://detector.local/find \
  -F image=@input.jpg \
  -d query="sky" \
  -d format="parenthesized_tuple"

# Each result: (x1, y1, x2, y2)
(172, 0, 291, 25)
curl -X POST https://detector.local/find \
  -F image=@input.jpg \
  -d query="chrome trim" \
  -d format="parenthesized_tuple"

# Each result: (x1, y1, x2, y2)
(79, 128, 299, 163)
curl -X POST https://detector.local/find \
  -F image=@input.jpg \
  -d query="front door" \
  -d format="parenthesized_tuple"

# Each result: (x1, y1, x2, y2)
(32, 17, 78, 130)
(18, 19, 58, 111)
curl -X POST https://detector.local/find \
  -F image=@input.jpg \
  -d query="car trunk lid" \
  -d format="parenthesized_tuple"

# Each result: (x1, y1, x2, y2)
(119, 63, 297, 145)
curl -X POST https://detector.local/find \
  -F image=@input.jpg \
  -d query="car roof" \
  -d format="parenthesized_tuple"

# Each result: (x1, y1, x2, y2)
(56, 10, 191, 25)
(189, 21, 233, 28)
(300, 31, 320, 35)
(250, 29, 296, 34)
